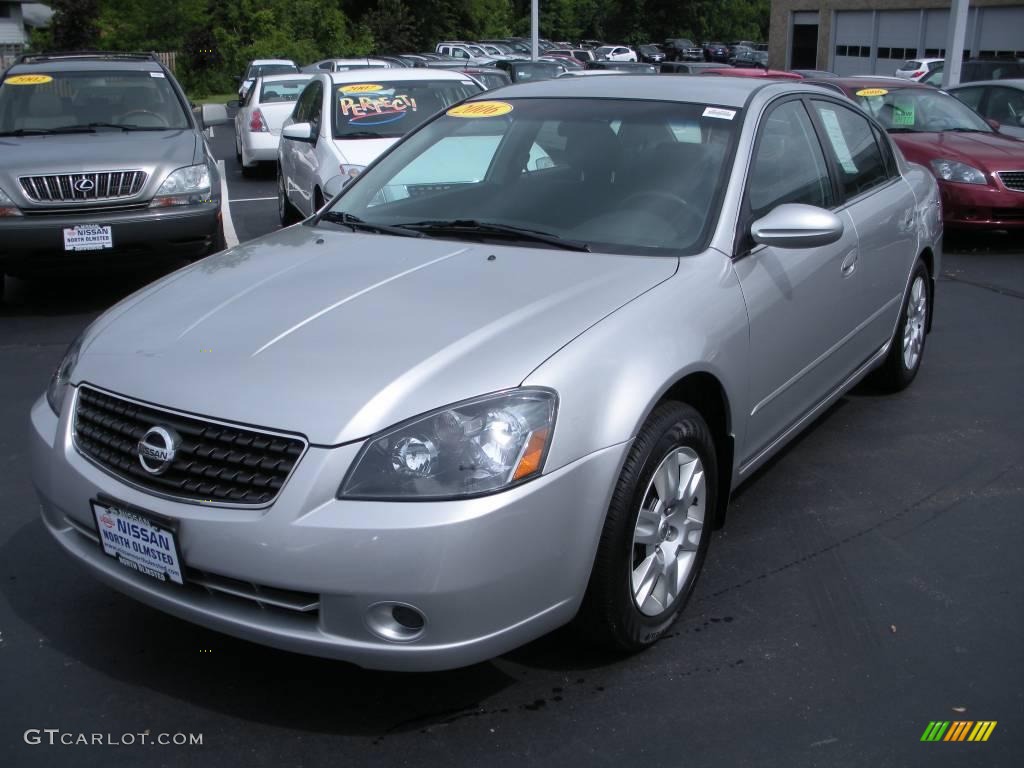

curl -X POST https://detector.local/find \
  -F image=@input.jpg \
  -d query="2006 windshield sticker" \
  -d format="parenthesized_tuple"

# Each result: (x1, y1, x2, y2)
(4, 74, 53, 86)
(339, 91, 418, 126)
(448, 101, 514, 118)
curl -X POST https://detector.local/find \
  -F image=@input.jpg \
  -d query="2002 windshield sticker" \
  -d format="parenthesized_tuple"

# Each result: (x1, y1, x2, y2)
(338, 91, 417, 127)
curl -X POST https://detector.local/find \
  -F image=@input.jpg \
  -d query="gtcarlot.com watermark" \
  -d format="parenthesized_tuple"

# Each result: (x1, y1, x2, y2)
(24, 729, 202, 747)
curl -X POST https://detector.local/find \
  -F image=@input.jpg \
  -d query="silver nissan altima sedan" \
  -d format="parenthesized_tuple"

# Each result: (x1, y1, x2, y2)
(30, 76, 942, 671)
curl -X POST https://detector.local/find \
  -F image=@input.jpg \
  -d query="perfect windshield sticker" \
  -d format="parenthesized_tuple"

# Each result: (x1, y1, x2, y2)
(855, 87, 888, 97)
(339, 91, 418, 127)
(447, 101, 514, 118)
(339, 83, 384, 94)
(702, 106, 736, 120)
(4, 74, 54, 86)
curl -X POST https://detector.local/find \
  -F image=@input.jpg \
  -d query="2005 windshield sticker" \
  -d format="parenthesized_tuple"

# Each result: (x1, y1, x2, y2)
(448, 101, 514, 118)
(338, 85, 417, 127)
(4, 74, 54, 86)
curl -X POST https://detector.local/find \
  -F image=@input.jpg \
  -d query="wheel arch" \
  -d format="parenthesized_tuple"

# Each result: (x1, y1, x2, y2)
(918, 246, 936, 332)
(655, 371, 734, 529)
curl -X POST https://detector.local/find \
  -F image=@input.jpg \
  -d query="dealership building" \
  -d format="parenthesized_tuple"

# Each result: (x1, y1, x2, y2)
(768, 0, 1024, 75)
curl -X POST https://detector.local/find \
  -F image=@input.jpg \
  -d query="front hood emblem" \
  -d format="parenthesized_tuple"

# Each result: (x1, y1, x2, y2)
(137, 426, 180, 475)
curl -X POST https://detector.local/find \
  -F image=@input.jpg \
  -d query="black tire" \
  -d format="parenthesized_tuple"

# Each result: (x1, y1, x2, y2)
(580, 401, 717, 652)
(277, 170, 299, 226)
(869, 259, 931, 392)
(241, 160, 258, 179)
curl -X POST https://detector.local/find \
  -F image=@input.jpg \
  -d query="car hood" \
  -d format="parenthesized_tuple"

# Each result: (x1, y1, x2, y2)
(891, 130, 1024, 170)
(73, 225, 677, 445)
(331, 137, 398, 167)
(0, 130, 199, 205)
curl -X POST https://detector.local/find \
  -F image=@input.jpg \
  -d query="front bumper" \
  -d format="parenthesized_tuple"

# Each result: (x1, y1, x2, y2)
(0, 203, 221, 275)
(939, 179, 1024, 229)
(29, 389, 627, 671)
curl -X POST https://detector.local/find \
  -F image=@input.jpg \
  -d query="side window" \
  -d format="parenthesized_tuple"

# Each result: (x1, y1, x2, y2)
(244, 81, 257, 107)
(952, 86, 983, 111)
(747, 100, 834, 221)
(307, 81, 323, 131)
(986, 87, 1024, 125)
(318, 61, 333, 71)
(293, 81, 316, 122)
(812, 101, 888, 198)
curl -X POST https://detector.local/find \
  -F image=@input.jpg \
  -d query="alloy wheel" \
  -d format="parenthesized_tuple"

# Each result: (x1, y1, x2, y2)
(631, 447, 706, 616)
(903, 275, 927, 370)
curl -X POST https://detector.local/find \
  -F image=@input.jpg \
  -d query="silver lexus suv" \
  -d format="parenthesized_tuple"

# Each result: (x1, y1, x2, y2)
(0, 52, 229, 302)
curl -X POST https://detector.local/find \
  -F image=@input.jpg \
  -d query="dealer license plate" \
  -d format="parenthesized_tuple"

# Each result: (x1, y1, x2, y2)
(91, 499, 184, 585)
(63, 224, 113, 251)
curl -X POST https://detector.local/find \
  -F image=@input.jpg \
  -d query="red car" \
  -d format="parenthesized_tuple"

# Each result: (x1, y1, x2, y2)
(819, 77, 1024, 230)
(698, 68, 803, 80)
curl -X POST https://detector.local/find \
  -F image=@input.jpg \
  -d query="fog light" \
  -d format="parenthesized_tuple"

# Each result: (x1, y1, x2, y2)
(365, 602, 427, 642)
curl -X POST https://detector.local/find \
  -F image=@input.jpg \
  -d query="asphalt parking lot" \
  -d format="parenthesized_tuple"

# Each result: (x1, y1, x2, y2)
(1, 122, 1022, 767)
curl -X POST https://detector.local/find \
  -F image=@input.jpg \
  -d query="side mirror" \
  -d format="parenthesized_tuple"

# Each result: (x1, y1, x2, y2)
(323, 175, 350, 198)
(226, 99, 241, 109)
(751, 204, 844, 249)
(200, 102, 229, 127)
(282, 122, 314, 142)
(985, 118, 1001, 131)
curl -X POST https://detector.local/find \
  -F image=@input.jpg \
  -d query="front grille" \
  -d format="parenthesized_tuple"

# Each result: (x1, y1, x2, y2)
(997, 171, 1024, 192)
(20, 170, 147, 203)
(74, 386, 306, 506)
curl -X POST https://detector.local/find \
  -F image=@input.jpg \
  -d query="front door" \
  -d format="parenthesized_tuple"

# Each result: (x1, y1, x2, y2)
(733, 98, 862, 468)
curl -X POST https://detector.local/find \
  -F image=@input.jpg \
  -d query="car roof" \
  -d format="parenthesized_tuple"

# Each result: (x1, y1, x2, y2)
(948, 78, 1024, 89)
(470, 74, 805, 106)
(258, 74, 313, 83)
(251, 59, 295, 65)
(328, 68, 471, 84)
(7, 57, 162, 74)
(829, 76, 930, 91)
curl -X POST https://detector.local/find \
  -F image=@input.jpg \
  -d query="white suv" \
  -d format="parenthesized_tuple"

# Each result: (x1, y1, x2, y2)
(894, 58, 943, 81)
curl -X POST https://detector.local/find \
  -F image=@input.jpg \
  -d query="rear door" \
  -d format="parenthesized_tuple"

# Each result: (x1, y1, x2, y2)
(733, 98, 862, 467)
(809, 99, 917, 358)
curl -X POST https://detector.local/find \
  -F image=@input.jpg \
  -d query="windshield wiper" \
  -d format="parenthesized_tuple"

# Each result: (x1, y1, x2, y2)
(886, 127, 918, 133)
(339, 131, 387, 139)
(940, 127, 989, 133)
(397, 219, 591, 252)
(319, 210, 423, 238)
(0, 126, 96, 136)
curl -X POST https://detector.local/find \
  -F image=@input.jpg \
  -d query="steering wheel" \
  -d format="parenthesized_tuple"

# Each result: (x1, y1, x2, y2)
(925, 116, 956, 131)
(619, 190, 703, 234)
(118, 110, 170, 128)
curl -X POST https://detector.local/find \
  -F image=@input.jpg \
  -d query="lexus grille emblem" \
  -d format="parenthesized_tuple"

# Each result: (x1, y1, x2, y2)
(73, 178, 95, 193)
(137, 426, 180, 475)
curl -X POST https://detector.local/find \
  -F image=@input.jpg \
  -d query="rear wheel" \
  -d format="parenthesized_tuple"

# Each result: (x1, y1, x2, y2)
(277, 170, 299, 226)
(870, 259, 930, 391)
(580, 402, 716, 651)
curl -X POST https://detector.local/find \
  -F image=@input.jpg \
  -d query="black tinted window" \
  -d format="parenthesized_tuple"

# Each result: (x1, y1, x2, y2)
(748, 100, 833, 220)
(812, 101, 888, 198)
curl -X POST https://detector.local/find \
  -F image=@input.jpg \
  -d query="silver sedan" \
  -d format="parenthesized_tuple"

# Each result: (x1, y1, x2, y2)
(30, 76, 941, 671)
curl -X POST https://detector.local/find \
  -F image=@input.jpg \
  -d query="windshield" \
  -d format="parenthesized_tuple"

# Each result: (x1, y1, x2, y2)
(324, 97, 740, 256)
(473, 72, 511, 90)
(854, 87, 992, 132)
(249, 64, 298, 78)
(0, 69, 190, 132)
(259, 78, 310, 103)
(333, 79, 482, 139)
(511, 62, 564, 81)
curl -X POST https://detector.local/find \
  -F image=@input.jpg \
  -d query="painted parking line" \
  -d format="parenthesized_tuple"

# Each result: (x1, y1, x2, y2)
(216, 159, 240, 248)
(230, 197, 277, 203)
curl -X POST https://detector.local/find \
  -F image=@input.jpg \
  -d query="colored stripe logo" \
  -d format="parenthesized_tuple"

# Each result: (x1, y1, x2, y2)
(921, 721, 997, 742)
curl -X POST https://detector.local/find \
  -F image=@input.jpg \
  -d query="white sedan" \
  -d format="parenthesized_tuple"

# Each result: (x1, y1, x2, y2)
(594, 45, 637, 62)
(238, 59, 299, 101)
(233, 74, 312, 177)
(277, 69, 483, 223)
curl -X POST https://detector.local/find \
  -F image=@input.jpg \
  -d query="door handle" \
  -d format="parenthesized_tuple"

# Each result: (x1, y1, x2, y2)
(841, 249, 858, 277)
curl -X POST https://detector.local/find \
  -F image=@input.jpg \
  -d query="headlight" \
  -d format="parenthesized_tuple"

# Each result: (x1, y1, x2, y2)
(150, 163, 214, 207)
(46, 334, 85, 416)
(340, 163, 365, 180)
(930, 159, 987, 185)
(0, 185, 22, 217)
(340, 389, 557, 500)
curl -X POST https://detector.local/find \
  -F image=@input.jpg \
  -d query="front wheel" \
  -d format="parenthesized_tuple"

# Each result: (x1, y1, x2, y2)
(580, 402, 716, 651)
(870, 259, 931, 391)
(277, 170, 299, 226)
